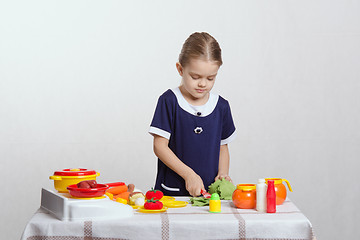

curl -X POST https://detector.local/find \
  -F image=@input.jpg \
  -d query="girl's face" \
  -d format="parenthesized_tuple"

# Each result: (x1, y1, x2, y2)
(176, 59, 220, 105)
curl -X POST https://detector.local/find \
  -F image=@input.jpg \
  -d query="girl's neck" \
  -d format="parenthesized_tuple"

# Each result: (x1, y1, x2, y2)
(179, 85, 209, 106)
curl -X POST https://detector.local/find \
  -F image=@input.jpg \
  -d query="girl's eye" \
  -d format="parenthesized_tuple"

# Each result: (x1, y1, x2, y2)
(208, 77, 214, 81)
(192, 76, 200, 80)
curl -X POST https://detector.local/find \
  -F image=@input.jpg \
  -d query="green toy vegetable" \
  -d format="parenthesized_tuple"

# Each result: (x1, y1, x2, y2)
(189, 179, 236, 206)
(189, 197, 210, 206)
(208, 179, 236, 200)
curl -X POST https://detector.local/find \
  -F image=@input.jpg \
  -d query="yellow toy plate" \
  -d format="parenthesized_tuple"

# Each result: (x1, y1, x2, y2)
(161, 196, 175, 201)
(138, 206, 168, 213)
(162, 200, 188, 208)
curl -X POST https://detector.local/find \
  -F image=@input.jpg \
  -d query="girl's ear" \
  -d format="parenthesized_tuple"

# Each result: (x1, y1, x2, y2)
(176, 62, 183, 76)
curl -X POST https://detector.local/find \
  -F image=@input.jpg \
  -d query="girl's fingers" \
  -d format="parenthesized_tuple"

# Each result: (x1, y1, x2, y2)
(225, 176, 233, 183)
(215, 175, 233, 183)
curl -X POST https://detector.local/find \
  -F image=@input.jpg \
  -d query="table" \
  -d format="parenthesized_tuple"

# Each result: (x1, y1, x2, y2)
(21, 197, 315, 240)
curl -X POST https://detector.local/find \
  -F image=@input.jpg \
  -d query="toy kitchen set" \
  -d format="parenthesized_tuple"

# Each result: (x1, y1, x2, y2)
(24, 168, 316, 240)
(42, 168, 135, 221)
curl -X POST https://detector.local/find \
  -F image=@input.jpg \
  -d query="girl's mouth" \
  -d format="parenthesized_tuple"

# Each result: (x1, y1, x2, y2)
(196, 89, 206, 93)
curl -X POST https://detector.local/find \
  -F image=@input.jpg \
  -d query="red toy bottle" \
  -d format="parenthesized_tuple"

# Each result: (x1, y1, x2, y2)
(266, 180, 276, 213)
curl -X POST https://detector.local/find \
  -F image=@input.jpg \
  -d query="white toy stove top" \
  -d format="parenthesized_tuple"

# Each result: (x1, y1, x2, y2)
(41, 188, 133, 221)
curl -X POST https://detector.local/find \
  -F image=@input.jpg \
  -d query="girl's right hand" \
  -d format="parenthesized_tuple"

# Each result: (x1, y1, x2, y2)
(184, 171, 205, 197)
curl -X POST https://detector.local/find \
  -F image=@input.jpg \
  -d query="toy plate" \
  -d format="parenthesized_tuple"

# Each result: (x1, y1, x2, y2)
(161, 196, 175, 201)
(162, 200, 188, 208)
(137, 206, 168, 213)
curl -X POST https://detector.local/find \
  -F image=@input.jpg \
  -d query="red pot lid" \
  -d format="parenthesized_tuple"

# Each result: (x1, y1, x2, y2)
(53, 168, 97, 176)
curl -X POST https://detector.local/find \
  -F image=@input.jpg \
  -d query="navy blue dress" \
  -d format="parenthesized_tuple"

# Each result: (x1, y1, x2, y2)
(149, 88, 236, 196)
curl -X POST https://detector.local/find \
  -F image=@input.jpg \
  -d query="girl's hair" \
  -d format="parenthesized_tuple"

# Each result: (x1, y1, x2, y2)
(179, 32, 222, 67)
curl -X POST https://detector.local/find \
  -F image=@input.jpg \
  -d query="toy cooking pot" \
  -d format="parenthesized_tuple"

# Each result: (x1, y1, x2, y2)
(49, 168, 100, 193)
(265, 178, 292, 205)
(232, 184, 256, 209)
(67, 182, 125, 198)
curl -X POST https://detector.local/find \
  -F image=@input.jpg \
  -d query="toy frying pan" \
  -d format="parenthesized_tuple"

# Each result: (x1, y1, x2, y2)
(67, 182, 124, 198)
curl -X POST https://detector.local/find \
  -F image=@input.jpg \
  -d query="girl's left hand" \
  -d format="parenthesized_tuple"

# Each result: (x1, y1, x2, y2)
(215, 174, 233, 183)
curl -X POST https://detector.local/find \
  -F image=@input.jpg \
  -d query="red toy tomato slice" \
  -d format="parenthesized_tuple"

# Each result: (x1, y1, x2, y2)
(145, 188, 164, 200)
(144, 198, 163, 210)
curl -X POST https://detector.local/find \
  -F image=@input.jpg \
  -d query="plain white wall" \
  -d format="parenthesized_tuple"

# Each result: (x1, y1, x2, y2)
(1, 0, 359, 239)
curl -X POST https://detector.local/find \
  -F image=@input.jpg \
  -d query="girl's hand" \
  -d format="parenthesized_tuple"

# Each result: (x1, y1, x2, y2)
(215, 174, 233, 183)
(217, 144, 231, 182)
(184, 171, 205, 197)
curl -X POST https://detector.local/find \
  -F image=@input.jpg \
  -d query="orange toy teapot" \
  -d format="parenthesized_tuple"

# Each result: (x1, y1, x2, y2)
(265, 178, 292, 205)
(232, 184, 256, 209)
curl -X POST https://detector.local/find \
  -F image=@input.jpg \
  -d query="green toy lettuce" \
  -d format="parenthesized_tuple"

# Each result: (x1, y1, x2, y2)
(189, 179, 236, 206)
(208, 179, 236, 200)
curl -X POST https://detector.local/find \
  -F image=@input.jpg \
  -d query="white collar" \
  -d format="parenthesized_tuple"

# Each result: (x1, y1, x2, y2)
(171, 87, 219, 117)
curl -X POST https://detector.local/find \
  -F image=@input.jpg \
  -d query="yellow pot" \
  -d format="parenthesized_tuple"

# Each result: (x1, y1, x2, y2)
(49, 168, 100, 192)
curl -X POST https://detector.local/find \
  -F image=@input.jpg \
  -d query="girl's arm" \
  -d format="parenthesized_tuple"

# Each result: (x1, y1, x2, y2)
(153, 135, 205, 196)
(215, 144, 233, 182)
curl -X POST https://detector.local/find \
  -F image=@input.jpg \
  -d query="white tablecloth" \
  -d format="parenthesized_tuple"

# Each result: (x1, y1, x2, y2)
(21, 197, 315, 240)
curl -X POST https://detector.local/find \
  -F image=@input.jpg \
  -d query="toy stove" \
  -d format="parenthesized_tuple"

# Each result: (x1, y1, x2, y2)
(41, 188, 133, 221)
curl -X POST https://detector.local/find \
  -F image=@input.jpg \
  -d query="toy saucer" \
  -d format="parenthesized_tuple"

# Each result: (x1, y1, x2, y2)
(137, 206, 168, 213)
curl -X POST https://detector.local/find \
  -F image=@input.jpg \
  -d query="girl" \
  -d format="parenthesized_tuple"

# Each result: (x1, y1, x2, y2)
(149, 32, 236, 197)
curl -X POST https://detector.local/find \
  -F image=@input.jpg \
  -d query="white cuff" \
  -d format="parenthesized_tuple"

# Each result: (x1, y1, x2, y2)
(149, 126, 171, 140)
(220, 131, 236, 145)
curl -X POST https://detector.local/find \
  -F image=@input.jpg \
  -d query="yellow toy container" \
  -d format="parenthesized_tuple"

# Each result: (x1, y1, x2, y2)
(49, 168, 100, 193)
(209, 193, 221, 213)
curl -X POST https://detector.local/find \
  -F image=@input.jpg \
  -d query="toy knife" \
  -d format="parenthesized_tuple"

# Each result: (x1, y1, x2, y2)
(200, 189, 211, 199)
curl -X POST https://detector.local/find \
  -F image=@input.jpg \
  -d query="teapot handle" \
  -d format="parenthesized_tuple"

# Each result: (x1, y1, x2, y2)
(282, 179, 293, 192)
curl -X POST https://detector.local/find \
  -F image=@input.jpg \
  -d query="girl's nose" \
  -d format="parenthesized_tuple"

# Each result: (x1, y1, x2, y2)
(198, 78, 206, 87)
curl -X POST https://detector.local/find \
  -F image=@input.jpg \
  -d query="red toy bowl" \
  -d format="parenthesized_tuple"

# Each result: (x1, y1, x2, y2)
(67, 182, 124, 198)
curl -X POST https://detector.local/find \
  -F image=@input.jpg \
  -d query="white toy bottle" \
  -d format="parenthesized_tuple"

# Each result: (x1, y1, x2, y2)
(256, 178, 267, 212)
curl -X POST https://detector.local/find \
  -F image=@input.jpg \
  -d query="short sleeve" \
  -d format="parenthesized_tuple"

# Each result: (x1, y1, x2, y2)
(149, 92, 174, 139)
(221, 101, 236, 145)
